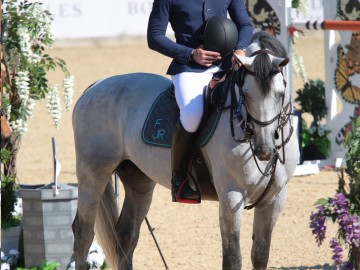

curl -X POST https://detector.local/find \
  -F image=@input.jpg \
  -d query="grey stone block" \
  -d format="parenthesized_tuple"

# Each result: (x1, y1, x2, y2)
(19, 185, 78, 270)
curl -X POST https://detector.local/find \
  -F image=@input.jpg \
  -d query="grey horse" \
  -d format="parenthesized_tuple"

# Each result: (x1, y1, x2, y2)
(71, 31, 299, 270)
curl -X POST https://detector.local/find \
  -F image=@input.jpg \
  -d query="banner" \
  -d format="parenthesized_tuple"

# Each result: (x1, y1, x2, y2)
(39, 0, 154, 39)
(37, 0, 324, 40)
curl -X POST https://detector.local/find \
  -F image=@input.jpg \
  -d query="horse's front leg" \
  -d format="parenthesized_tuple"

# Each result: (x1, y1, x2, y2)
(219, 189, 244, 270)
(251, 186, 288, 270)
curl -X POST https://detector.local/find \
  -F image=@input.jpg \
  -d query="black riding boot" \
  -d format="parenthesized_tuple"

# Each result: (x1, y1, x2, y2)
(171, 121, 200, 204)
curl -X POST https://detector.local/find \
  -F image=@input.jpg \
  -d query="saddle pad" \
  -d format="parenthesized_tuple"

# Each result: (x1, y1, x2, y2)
(141, 90, 222, 148)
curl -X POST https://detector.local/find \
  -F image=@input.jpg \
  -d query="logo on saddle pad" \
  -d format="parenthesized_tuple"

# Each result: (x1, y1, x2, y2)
(152, 119, 168, 141)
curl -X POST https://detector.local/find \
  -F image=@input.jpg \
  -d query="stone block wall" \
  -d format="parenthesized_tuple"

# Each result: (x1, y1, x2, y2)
(19, 186, 78, 269)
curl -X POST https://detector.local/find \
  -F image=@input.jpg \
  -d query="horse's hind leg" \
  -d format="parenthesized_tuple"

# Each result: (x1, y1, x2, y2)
(115, 160, 156, 269)
(251, 186, 288, 270)
(72, 170, 111, 270)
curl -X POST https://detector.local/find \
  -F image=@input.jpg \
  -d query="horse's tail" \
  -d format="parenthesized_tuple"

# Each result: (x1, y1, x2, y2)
(95, 181, 123, 268)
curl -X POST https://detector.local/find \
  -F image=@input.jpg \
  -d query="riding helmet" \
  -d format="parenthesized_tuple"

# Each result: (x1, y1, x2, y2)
(202, 16, 239, 57)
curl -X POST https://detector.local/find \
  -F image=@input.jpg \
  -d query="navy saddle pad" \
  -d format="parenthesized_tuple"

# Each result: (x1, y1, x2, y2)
(141, 87, 222, 148)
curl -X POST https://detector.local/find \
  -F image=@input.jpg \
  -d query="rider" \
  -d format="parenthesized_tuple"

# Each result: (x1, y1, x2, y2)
(147, 0, 253, 204)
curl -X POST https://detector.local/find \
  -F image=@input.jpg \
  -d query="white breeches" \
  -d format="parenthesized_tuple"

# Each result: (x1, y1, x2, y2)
(172, 66, 220, 133)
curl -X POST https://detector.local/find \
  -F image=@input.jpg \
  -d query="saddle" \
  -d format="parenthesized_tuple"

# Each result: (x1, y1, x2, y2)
(141, 72, 233, 201)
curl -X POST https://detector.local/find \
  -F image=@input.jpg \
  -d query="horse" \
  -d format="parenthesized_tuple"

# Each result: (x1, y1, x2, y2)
(71, 31, 299, 270)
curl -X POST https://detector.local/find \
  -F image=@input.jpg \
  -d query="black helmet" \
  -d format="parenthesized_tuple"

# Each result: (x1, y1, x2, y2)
(202, 16, 239, 57)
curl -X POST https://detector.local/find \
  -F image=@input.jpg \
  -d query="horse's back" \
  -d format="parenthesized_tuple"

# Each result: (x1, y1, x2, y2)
(75, 72, 171, 105)
(73, 72, 171, 120)
(72, 72, 172, 163)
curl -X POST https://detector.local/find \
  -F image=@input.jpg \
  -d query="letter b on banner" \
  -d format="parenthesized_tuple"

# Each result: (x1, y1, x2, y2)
(128, 0, 152, 15)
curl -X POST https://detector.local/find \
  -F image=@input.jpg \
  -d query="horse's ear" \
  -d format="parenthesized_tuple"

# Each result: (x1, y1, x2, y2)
(233, 54, 254, 70)
(270, 55, 290, 69)
(279, 57, 290, 67)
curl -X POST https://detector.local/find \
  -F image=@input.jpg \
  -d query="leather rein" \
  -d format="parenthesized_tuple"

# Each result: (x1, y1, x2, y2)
(221, 49, 294, 210)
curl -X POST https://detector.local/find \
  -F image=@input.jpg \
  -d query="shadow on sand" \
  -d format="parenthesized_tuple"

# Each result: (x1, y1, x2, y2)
(269, 264, 334, 270)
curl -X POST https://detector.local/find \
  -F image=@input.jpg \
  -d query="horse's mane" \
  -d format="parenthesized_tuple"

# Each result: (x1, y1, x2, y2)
(251, 31, 288, 95)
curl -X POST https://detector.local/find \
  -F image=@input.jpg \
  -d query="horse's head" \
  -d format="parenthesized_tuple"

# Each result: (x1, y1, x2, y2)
(234, 32, 290, 161)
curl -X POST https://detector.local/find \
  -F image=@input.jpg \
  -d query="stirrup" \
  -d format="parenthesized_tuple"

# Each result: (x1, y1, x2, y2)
(172, 178, 201, 204)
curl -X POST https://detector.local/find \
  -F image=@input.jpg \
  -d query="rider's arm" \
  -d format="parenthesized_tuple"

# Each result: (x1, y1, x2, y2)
(228, 0, 253, 51)
(147, 0, 193, 64)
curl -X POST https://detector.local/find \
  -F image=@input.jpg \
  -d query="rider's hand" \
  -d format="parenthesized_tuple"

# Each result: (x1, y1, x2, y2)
(231, 49, 246, 70)
(192, 47, 221, 67)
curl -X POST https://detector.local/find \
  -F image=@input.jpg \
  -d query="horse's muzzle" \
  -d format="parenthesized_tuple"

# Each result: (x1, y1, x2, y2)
(254, 147, 273, 161)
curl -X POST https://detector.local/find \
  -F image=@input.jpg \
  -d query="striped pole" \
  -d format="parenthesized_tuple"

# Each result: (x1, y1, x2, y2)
(291, 20, 360, 31)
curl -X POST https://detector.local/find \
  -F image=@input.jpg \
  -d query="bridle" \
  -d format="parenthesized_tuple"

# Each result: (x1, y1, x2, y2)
(222, 49, 294, 209)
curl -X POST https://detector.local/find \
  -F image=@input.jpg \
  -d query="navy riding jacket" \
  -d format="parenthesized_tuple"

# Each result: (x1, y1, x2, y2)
(147, 0, 253, 75)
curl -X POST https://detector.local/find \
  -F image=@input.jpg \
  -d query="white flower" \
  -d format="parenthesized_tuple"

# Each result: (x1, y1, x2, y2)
(2, 92, 12, 117)
(309, 125, 317, 135)
(28, 3, 43, 20)
(1, 251, 5, 258)
(316, 124, 329, 137)
(295, 0, 307, 15)
(67, 261, 76, 270)
(11, 118, 28, 137)
(12, 198, 23, 217)
(1, 263, 10, 270)
(89, 242, 103, 254)
(87, 252, 105, 269)
(10, 94, 35, 138)
(318, 124, 328, 132)
(46, 84, 62, 128)
(63, 76, 75, 111)
(318, 129, 325, 137)
(68, 242, 105, 270)
(20, 99, 35, 117)
(15, 71, 30, 101)
(30, 53, 41, 64)
(292, 53, 307, 83)
(17, 25, 33, 62)
(2, 0, 74, 138)
(87, 242, 105, 269)
(17, 27, 32, 58)
(20, 99, 35, 120)
(29, 3, 54, 46)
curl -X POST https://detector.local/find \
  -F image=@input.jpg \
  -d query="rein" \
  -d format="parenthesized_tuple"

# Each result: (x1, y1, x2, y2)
(220, 50, 294, 209)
